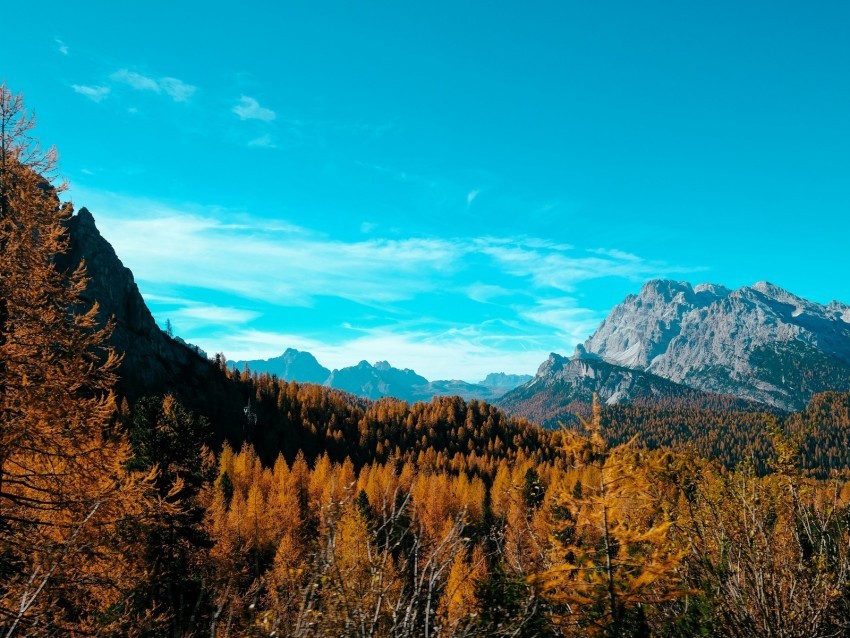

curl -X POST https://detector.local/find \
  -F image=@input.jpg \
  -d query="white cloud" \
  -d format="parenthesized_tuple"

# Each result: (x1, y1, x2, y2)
(247, 134, 276, 148)
(159, 77, 196, 102)
(110, 69, 196, 102)
(464, 283, 512, 304)
(55, 39, 69, 55)
(73, 189, 462, 307)
(467, 189, 480, 204)
(233, 96, 276, 122)
(76, 188, 692, 312)
(521, 299, 602, 344)
(111, 69, 159, 92)
(160, 303, 261, 334)
(72, 84, 110, 102)
(176, 304, 260, 324)
(475, 239, 683, 292)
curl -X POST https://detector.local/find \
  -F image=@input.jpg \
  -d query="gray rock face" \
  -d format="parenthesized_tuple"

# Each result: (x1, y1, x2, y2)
(529, 353, 690, 405)
(496, 352, 734, 427)
(580, 279, 850, 410)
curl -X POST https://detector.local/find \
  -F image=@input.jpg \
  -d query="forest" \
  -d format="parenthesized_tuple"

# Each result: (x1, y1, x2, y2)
(3, 83, 850, 637)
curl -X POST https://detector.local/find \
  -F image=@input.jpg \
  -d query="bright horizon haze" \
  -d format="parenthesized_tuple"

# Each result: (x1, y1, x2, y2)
(2, 1, 849, 380)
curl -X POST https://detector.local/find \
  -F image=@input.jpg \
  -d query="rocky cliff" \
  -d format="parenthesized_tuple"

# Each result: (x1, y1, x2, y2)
(61, 208, 242, 429)
(579, 279, 850, 410)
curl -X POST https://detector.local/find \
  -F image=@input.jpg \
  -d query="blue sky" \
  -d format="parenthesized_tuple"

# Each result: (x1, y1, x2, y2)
(3, 1, 849, 380)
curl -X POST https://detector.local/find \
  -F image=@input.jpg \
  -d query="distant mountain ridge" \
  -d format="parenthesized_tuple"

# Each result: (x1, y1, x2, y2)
(232, 349, 331, 384)
(230, 351, 531, 403)
(498, 279, 850, 421)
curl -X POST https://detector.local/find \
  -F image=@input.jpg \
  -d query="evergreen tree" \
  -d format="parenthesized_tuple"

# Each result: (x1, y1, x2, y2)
(118, 395, 214, 635)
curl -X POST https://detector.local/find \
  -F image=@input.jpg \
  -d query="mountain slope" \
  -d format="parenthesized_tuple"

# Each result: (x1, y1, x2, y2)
(62, 208, 212, 399)
(496, 353, 752, 427)
(580, 279, 850, 410)
(61, 208, 248, 440)
(479, 372, 533, 391)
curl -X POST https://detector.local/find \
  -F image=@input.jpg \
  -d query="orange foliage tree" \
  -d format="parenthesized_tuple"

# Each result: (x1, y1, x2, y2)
(0, 84, 141, 636)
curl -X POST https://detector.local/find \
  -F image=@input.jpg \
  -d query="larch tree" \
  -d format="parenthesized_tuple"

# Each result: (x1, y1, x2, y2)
(0, 84, 140, 635)
(533, 395, 685, 636)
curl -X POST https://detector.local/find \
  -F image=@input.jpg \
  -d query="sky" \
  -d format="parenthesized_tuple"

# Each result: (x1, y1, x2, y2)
(2, 1, 849, 380)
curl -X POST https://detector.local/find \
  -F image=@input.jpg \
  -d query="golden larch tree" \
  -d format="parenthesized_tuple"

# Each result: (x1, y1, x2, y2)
(533, 395, 685, 636)
(0, 84, 141, 635)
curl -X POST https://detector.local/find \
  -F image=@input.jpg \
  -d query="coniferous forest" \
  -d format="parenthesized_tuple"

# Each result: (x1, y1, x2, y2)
(3, 83, 850, 638)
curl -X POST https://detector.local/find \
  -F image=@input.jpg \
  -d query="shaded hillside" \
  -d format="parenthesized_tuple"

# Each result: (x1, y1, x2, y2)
(226, 370, 558, 470)
(61, 208, 247, 440)
(785, 391, 850, 474)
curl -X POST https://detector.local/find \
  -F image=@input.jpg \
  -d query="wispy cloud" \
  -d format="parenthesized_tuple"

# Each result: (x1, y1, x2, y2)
(233, 96, 276, 122)
(466, 189, 480, 205)
(111, 69, 159, 92)
(73, 189, 461, 307)
(247, 134, 276, 148)
(164, 302, 261, 331)
(520, 299, 602, 344)
(110, 69, 197, 102)
(55, 39, 69, 55)
(474, 239, 693, 292)
(159, 77, 197, 102)
(71, 188, 698, 379)
(72, 84, 110, 102)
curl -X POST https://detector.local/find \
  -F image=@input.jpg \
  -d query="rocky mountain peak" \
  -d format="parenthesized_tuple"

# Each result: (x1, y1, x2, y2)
(640, 279, 694, 301)
(579, 279, 850, 410)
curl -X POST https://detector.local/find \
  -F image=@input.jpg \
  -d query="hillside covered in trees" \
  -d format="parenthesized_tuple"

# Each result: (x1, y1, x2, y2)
(4, 84, 850, 637)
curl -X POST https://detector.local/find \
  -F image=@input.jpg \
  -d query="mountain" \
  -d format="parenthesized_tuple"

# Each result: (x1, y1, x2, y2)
(579, 279, 850, 410)
(496, 352, 756, 427)
(479, 372, 533, 390)
(325, 360, 429, 400)
(231, 349, 330, 384)
(232, 350, 529, 402)
(58, 209, 850, 474)
(61, 208, 248, 441)
(62, 208, 213, 400)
